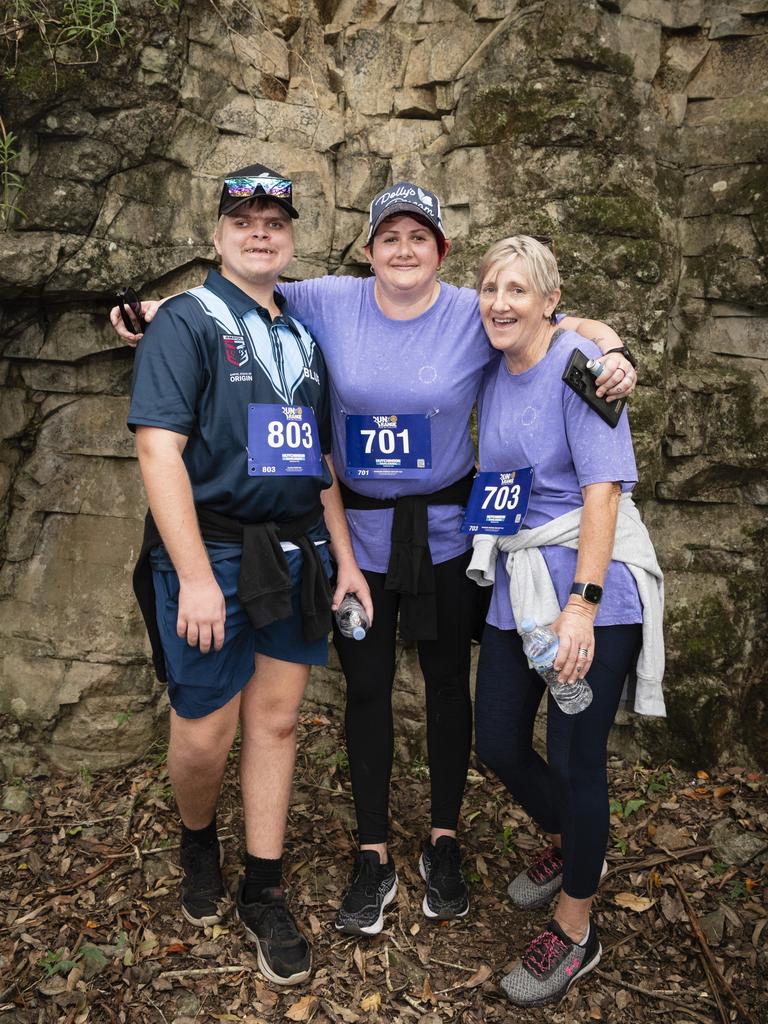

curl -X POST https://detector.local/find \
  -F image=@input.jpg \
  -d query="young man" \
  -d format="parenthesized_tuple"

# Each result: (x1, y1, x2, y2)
(129, 164, 371, 985)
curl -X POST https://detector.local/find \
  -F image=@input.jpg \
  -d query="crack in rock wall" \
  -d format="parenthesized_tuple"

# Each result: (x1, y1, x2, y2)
(1, 0, 766, 775)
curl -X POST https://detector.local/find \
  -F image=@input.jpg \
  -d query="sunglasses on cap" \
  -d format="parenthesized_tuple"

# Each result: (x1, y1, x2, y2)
(222, 175, 293, 200)
(116, 286, 146, 335)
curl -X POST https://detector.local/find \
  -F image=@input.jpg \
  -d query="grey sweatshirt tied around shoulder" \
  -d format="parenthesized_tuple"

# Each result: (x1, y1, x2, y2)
(466, 493, 666, 717)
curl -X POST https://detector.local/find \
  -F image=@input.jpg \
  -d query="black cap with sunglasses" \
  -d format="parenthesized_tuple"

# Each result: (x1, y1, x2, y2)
(218, 164, 299, 220)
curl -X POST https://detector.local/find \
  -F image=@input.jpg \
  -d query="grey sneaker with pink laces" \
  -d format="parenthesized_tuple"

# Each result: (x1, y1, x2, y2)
(501, 919, 602, 1007)
(507, 846, 564, 909)
(507, 848, 609, 910)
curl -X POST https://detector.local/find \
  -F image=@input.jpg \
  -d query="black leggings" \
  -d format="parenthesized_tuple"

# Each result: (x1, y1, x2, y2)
(333, 551, 475, 844)
(475, 623, 642, 899)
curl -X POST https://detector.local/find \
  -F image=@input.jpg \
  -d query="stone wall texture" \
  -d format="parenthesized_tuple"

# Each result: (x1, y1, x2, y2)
(1, 0, 766, 777)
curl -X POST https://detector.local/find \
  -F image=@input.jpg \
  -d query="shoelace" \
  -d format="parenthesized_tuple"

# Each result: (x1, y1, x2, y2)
(262, 897, 301, 944)
(352, 856, 380, 897)
(522, 928, 569, 978)
(528, 847, 563, 883)
(430, 841, 461, 885)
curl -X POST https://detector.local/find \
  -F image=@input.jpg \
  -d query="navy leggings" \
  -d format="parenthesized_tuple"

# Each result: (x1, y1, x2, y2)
(333, 551, 475, 844)
(475, 622, 642, 899)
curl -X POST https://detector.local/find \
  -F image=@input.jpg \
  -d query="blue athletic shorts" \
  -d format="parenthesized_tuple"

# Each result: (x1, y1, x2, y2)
(152, 544, 332, 719)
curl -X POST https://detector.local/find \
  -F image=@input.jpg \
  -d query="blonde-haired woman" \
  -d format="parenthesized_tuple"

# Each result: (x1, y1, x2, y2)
(468, 236, 664, 1007)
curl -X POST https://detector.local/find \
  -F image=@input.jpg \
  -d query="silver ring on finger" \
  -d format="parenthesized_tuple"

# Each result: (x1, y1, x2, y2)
(578, 647, 589, 657)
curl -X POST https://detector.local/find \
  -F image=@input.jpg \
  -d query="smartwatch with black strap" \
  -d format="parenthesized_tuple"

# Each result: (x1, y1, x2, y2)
(570, 582, 603, 605)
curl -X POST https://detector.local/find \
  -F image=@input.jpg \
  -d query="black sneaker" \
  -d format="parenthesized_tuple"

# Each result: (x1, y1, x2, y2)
(419, 836, 469, 920)
(236, 883, 312, 986)
(179, 839, 229, 927)
(501, 919, 602, 1007)
(334, 850, 398, 936)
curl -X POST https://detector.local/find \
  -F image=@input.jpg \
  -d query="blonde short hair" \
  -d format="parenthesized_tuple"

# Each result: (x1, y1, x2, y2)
(475, 235, 560, 297)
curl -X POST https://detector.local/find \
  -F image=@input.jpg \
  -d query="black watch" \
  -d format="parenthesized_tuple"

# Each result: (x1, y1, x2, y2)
(570, 582, 603, 605)
(604, 345, 637, 369)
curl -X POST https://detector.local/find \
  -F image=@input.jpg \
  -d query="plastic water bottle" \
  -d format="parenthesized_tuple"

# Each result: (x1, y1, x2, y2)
(518, 619, 593, 714)
(335, 594, 369, 640)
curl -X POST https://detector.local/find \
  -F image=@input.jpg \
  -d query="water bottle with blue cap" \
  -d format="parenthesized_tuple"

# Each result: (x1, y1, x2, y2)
(335, 594, 369, 641)
(518, 619, 593, 714)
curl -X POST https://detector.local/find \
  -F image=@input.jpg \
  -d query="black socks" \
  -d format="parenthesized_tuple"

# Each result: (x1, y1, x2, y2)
(181, 815, 218, 848)
(243, 853, 283, 902)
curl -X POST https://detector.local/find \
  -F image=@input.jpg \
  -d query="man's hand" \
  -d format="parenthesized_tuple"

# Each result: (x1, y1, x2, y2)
(109, 299, 164, 347)
(331, 557, 374, 627)
(594, 351, 636, 402)
(177, 576, 226, 653)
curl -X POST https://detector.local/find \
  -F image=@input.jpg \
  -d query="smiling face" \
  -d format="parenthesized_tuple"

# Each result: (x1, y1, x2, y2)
(213, 199, 294, 292)
(479, 256, 561, 368)
(364, 214, 448, 300)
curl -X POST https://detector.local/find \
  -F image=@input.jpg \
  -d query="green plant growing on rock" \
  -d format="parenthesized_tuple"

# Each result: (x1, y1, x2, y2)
(3, 0, 177, 71)
(0, 117, 25, 230)
(58, 0, 124, 52)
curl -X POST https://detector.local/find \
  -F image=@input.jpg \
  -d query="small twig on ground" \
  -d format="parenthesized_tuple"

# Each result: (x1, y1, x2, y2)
(428, 956, 478, 972)
(122, 789, 139, 838)
(0, 814, 124, 834)
(593, 970, 716, 1024)
(669, 867, 757, 1024)
(603, 845, 712, 881)
(141, 831, 236, 857)
(144, 994, 171, 1023)
(159, 965, 253, 979)
(402, 993, 426, 1012)
(698, 950, 728, 1024)
(384, 943, 393, 992)
(601, 924, 645, 956)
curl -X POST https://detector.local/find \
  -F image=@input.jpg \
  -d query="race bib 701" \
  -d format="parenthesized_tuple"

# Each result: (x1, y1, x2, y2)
(345, 413, 432, 479)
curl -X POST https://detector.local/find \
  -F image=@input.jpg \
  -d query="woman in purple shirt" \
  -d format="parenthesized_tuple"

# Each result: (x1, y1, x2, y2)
(470, 236, 662, 1007)
(111, 184, 638, 940)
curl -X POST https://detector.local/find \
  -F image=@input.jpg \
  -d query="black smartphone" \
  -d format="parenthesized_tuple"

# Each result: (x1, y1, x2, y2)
(116, 286, 147, 335)
(561, 347, 627, 428)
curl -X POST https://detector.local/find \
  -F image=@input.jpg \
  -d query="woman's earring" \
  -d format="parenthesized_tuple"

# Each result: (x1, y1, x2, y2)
(549, 310, 558, 325)
(369, 265, 375, 275)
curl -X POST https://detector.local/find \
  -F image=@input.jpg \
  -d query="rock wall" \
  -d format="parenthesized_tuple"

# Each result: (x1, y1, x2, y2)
(1, 0, 766, 776)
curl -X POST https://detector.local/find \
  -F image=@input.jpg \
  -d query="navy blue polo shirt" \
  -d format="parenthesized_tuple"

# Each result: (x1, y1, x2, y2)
(128, 270, 332, 530)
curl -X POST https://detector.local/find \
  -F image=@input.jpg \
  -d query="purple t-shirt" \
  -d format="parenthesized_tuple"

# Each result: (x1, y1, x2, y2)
(477, 331, 643, 629)
(280, 276, 492, 572)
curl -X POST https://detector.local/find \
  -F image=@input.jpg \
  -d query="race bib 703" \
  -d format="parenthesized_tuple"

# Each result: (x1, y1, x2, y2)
(460, 468, 534, 535)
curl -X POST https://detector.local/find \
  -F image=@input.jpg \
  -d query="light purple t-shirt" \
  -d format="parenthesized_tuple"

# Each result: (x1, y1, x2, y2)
(280, 276, 493, 572)
(477, 331, 643, 629)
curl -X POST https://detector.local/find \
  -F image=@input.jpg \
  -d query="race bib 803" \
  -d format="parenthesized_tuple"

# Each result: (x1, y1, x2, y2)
(247, 404, 323, 476)
(460, 468, 534, 535)
(345, 413, 432, 479)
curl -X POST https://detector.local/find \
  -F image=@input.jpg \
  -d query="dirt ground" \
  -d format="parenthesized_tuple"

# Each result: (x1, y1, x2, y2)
(1, 711, 766, 1024)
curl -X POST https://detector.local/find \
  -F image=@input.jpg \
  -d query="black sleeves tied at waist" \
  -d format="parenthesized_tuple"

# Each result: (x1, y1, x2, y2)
(339, 469, 475, 643)
(133, 505, 332, 682)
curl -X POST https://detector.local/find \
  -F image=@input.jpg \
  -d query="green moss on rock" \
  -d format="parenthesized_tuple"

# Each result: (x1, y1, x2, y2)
(662, 674, 731, 766)
(565, 195, 660, 239)
(666, 594, 733, 675)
